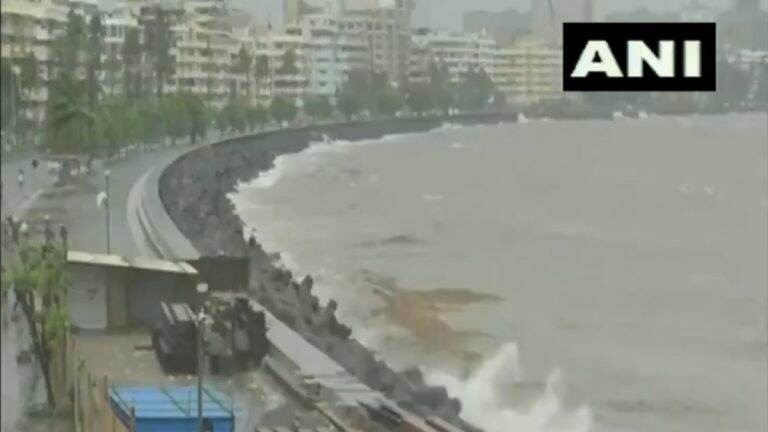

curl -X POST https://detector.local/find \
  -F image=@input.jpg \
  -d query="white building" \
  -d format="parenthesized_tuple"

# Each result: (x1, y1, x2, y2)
(337, 0, 415, 84)
(251, 30, 310, 102)
(285, 13, 369, 98)
(1, 0, 81, 124)
(409, 29, 498, 84)
(495, 36, 565, 104)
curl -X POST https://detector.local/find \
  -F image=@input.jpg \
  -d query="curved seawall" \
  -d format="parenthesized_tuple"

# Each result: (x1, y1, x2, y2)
(155, 114, 538, 431)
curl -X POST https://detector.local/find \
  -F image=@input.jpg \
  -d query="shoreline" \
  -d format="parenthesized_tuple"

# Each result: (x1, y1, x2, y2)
(156, 110, 765, 430)
(159, 114, 534, 430)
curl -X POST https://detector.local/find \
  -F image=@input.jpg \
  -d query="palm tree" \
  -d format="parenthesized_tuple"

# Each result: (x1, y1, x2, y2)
(234, 45, 252, 101)
(146, 6, 174, 98)
(45, 72, 95, 155)
(86, 13, 104, 110)
(254, 54, 270, 105)
(122, 28, 142, 101)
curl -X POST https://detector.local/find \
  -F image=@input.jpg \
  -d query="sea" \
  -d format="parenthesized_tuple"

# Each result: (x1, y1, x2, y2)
(230, 114, 768, 432)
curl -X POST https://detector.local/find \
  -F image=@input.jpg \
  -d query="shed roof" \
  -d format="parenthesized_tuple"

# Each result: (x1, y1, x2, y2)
(68, 251, 198, 275)
(110, 386, 234, 420)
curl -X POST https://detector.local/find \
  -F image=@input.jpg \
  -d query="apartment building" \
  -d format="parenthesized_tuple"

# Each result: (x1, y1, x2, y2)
(409, 29, 498, 84)
(251, 30, 310, 102)
(1, 0, 81, 123)
(495, 36, 564, 104)
(338, 0, 415, 84)
(102, 5, 142, 96)
(284, 13, 370, 99)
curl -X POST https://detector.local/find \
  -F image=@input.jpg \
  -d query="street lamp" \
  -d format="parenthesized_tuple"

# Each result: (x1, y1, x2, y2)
(195, 282, 209, 432)
(104, 170, 111, 254)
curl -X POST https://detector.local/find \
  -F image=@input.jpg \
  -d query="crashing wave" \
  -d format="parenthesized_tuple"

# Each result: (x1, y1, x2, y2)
(427, 343, 593, 432)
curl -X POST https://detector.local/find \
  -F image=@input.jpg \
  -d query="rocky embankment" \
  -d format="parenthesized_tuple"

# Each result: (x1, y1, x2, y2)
(159, 115, 521, 431)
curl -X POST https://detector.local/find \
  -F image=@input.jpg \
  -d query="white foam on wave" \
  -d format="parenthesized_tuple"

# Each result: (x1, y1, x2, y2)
(246, 138, 358, 189)
(422, 193, 445, 203)
(427, 343, 593, 432)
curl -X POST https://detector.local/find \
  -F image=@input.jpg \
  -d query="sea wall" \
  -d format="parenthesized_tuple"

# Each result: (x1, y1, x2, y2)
(159, 114, 527, 431)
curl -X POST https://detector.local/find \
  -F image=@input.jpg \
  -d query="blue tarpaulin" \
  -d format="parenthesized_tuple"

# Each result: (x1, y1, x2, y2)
(109, 385, 234, 432)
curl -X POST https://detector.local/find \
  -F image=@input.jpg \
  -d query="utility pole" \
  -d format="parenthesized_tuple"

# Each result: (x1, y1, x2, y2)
(105, 170, 111, 254)
(196, 283, 209, 432)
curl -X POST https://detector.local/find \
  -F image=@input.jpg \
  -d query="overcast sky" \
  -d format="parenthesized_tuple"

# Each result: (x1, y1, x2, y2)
(103, 0, 762, 30)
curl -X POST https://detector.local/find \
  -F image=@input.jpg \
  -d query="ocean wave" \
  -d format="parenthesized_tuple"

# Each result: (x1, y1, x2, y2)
(427, 343, 593, 432)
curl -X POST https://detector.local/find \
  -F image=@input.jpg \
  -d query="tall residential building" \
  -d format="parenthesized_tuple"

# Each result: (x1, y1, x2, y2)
(102, 5, 142, 97)
(337, 0, 415, 84)
(409, 29, 498, 84)
(1, 0, 84, 123)
(285, 13, 368, 98)
(284, 0, 327, 25)
(252, 30, 310, 102)
(494, 35, 565, 104)
(531, 0, 593, 45)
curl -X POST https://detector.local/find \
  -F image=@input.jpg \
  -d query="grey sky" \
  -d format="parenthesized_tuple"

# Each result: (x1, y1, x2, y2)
(226, 0, 765, 29)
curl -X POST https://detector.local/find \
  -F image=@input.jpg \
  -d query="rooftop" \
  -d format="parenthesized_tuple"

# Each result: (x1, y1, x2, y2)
(110, 385, 234, 420)
(67, 250, 198, 275)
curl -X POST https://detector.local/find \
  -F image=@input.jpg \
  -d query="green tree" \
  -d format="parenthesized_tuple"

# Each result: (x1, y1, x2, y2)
(86, 13, 104, 110)
(102, 48, 121, 96)
(254, 54, 270, 99)
(457, 68, 494, 111)
(234, 45, 253, 101)
(48, 8, 86, 79)
(159, 93, 189, 145)
(304, 95, 333, 122)
(429, 62, 454, 114)
(95, 98, 137, 157)
(336, 88, 360, 120)
(246, 104, 268, 131)
(375, 87, 403, 117)
(18, 52, 40, 95)
(215, 104, 229, 136)
(122, 28, 142, 101)
(227, 101, 247, 134)
(277, 49, 299, 75)
(45, 72, 95, 154)
(492, 90, 507, 112)
(136, 99, 163, 145)
(406, 83, 434, 115)
(145, 7, 174, 98)
(181, 92, 208, 144)
(2, 243, 70, 410)
(0, 60, 20, 132)
(270, 97, 297, 125)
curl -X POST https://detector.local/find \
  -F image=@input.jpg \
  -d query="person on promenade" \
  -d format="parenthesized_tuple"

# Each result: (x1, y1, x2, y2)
(17, 169, 24, 190)
(8, 216, 20, 245)
(43, 215, 54, 245)
(19, 221, 29, 244)
(59, 224, 68, 251)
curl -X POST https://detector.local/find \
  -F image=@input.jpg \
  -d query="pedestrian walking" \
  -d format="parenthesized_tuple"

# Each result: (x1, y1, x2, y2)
(59, 224, 68, 250)
(43, 215, 54, 245)
(17, 169, 24, 190)
(8, 216, 20, 245)
(19, 221, 29, 243)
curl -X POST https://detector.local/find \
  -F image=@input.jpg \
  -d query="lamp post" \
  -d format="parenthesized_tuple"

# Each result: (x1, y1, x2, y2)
(105, 170, 111, 254)
(196, 282, 209, 432)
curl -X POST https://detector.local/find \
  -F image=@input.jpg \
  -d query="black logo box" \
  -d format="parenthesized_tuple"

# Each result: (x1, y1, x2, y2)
(563, 23, 716, 92)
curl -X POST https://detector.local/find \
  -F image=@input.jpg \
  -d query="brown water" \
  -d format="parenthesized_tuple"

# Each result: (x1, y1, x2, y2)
(231, 114, 768, 432)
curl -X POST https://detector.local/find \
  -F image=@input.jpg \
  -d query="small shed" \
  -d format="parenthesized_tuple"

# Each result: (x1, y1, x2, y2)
(109, 385, 235, 432)
(67, 251, 199, 330)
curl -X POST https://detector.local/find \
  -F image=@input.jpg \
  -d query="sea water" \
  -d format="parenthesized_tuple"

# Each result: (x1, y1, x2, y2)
(230, 114, 767, 432)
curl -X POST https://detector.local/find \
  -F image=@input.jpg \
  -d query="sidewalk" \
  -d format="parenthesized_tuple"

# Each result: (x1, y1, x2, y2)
(0, 144, 192, 431)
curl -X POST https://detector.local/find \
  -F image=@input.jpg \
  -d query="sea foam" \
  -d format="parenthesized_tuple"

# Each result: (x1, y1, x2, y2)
(427, 343, 593, 432)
